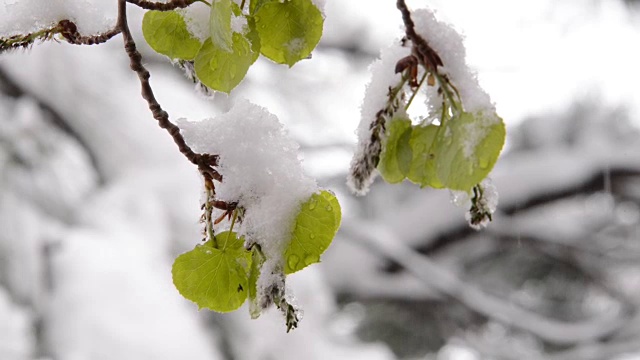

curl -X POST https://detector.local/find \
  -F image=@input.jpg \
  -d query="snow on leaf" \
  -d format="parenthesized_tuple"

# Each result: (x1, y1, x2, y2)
(254, 0, 323, 67)
(378, 116, 413, 184)
(142, 11, 203, 60)
(172, 231, 251, 313)
(284, 190, 341, 274)
(435, 112, 505, 191)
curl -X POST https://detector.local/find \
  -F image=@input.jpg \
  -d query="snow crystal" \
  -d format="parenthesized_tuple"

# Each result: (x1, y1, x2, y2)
(178, 99, 317, 298)
(231, 14, 248, 34)
(411, 8, 494, 114)
(466, 178, 499, 230)
(480, 177, 499, 214)
(450, 189, 471, 207)
(178, 2, 210, 42)
(0, 0, 116, 37)
(285, 38, 306, 55)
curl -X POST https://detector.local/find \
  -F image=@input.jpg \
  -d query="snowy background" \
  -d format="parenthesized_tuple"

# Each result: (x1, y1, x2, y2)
(2, 0, 640, 359)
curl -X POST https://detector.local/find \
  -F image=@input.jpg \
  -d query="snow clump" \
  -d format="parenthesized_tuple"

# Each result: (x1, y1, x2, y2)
(178, 99, 317, 305)
(0, 0, 116, 37)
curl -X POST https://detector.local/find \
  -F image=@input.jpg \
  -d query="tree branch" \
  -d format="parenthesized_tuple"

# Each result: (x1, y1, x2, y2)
(116, 0, 220, 181)
(58, 20, 121, 45)
(126, 0, 199, 11)
(396, 0, 442, 72)
(344, 220, 632, 346)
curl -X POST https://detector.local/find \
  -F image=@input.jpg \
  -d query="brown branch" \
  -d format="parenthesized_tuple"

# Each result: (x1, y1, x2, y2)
(58, 20, 121, 45)
(126, 0, 198, 10)
(396, 0, 442, 73)
(117, 0, 220, 177)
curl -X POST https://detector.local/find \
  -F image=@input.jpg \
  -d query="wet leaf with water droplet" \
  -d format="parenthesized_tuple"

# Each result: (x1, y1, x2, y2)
(284, 190, 341, 274)
(172, 232, 251, 312)
(254, 0, 324, 66)
(194, 31, 259, 93)
(142, 10, 202, 60)
(434, 112, 505, 191)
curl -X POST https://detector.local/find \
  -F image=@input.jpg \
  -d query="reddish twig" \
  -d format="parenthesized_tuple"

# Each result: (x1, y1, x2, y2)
(126, 0, 198, 10)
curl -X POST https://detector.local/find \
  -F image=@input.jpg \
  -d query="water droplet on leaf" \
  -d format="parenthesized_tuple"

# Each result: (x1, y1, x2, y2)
(304, 255, 318, 266)
(287, 255, 300, 271)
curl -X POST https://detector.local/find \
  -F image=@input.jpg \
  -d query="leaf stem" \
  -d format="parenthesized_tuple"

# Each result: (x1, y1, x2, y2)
(404, 71, 428, 111)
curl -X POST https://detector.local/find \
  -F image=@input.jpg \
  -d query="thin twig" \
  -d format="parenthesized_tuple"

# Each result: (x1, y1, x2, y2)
(126, 0, 198, 10)
(117, 0, 220, 181)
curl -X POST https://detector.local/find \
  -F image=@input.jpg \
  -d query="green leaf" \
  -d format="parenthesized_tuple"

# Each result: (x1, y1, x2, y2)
(378, 116, 413, 183)
(247, 246, 265, 319)
(210, 0, 233, 52)
(142, 10, 202, 60)
(194, 33, 259, 93)
(254, 0, 324, 66)
(284, 190, 341, 274)
(172, 231, 251, 312)
(407, 124, 443, 188)
(435, 112, 505, 191)
(250, 0, 274, 14)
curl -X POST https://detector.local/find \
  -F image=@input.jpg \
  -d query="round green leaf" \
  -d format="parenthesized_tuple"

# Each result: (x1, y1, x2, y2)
(194, 33, 259, 93)
(284, 190, 341, 274)
(172, 231, 251, 312)
(254, 0, 324, 66)
(435, 112, 505, 191)
(407, 124, 443, 188)
(378, 116, 413, 183)
(142, 10, 202, 60)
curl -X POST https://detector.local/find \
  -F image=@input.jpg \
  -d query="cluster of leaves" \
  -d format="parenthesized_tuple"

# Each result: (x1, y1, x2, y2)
(366, 51, 505, 226)
(379, 110, 505, 192)
(142, 0, 324, 93)
(351, 45, 506, 229)
(172, 190, 340, 330)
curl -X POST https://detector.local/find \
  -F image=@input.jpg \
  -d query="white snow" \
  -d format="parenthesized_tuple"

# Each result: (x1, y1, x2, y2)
(0, 0, 116, 37)
(178, 2, 210, 42)
(178, 99, 318, 303)
(231, 14, 248, 34)
(411, 8, 495, 114)
(347, 42, 411, 194)
(355, 43, 410, 146)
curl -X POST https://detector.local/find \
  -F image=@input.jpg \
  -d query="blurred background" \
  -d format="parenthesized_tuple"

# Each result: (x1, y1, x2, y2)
(2, 0, 640, 359)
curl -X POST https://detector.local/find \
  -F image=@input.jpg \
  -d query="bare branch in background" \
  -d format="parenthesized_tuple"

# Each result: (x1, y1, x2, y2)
(344, 220, 632, 346)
